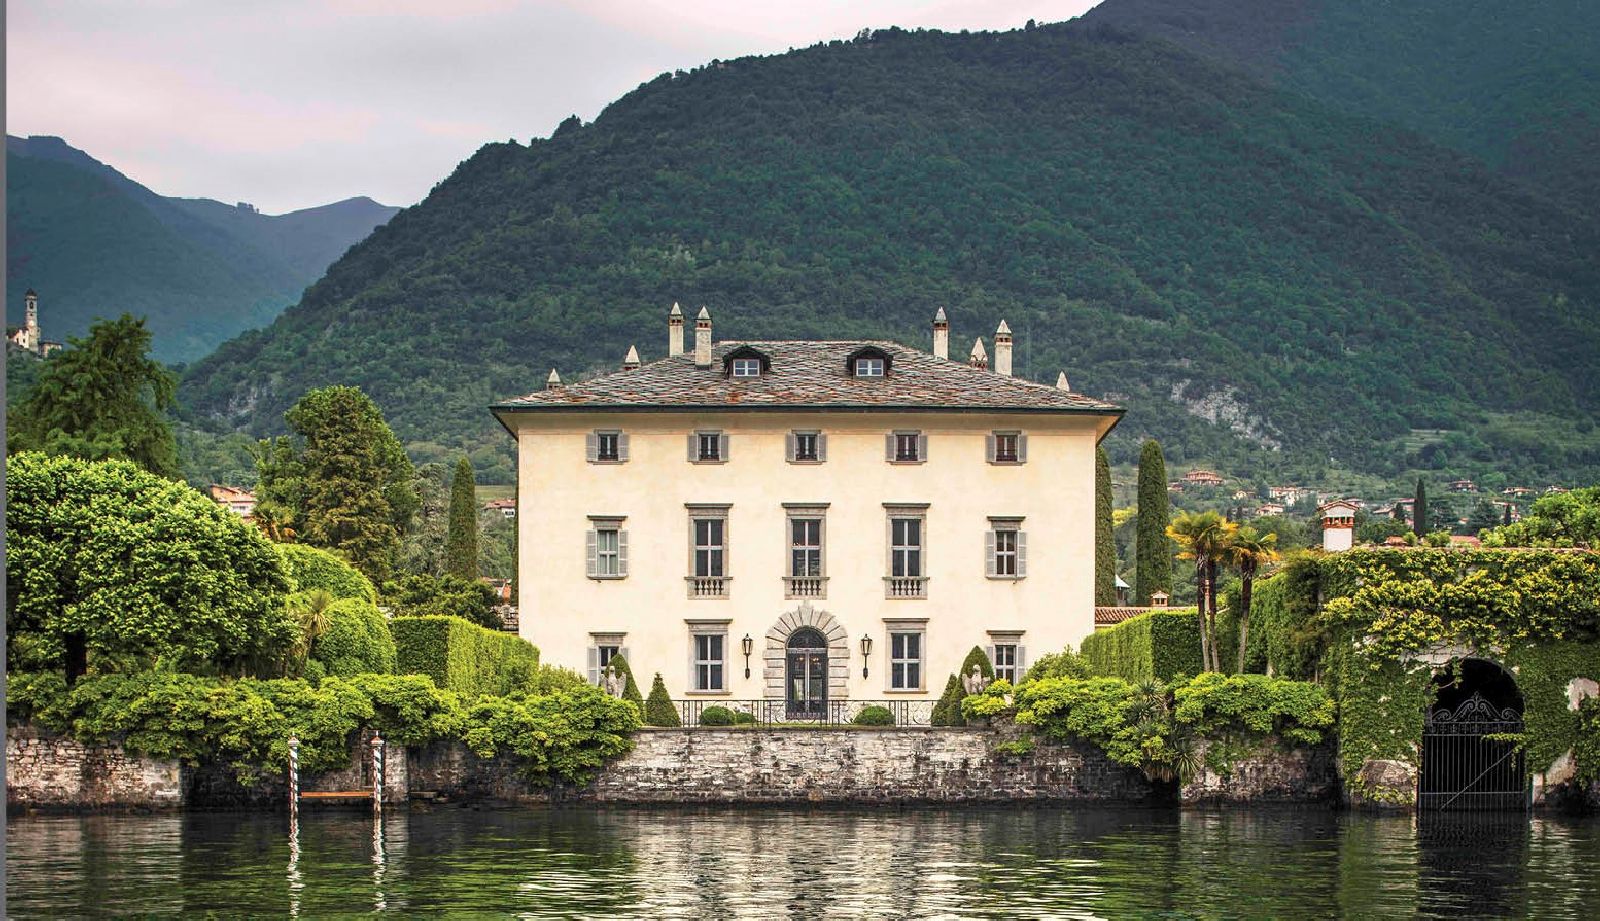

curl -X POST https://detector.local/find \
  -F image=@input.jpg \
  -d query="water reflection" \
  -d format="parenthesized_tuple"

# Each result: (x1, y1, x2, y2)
(6, 807, 1597, 918)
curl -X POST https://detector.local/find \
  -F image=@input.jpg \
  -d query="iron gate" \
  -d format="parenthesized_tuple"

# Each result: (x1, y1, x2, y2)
(1419, 692, 1528, 811)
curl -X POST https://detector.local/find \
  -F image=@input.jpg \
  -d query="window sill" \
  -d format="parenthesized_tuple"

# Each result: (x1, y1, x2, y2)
(690, 459, 728, 465)
(987, 460, 1024, 466)
(888, 459, 927, 466)
(587, 575, 628, 582)
(786, 459, 824, 465)
(881, 688, 927, 695)
(985, 575, 1026, 582)
(684, 690, 732, 696)
(588, 459, 626, 465)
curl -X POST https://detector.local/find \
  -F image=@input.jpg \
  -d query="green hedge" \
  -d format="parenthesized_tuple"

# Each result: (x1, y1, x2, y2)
(312, 599, 397, 677)
(1081, 608, 1202, 682)
(278, 543, 377, 605)
(389, 615, 541, 697)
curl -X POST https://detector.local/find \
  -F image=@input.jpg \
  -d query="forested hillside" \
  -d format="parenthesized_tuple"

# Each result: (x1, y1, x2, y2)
(5, 135, 398, 361)
(1084, 0, 1600, 213)
(180, 23, 1600, 485)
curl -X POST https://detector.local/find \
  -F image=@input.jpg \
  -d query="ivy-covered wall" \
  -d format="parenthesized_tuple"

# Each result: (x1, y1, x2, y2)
(1248, 549, 1600, 805)
(1081, 609, 1202, 682)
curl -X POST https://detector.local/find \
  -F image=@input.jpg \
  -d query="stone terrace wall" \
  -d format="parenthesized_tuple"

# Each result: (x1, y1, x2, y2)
(580, 728, 1161, 804)
(1180, 740, 1338, 804)
(7, 726, 182, 810)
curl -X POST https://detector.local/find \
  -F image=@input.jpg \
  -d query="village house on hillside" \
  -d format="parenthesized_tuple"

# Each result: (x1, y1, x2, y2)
(491, 305, 1121, 710)
(1181, 469, 1224, 487)
(208, 484, 256, 518)
(6, 290, 63, 357)
(482, 498, 517, 518)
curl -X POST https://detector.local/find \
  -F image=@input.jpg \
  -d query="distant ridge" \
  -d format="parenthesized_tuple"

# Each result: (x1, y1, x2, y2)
(5, 135, 400, 361)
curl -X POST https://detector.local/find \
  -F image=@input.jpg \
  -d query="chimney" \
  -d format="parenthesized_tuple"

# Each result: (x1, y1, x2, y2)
(968, 337, 988, 370)
(1150, 591, 1169, 609)
(932, 307, 949, 359)
(694, 306, 713, 368)
(546, 369, 563, 390)
(668, 302, 685, 357)
(622, 345, 641, 370)
(1056, 371, 1071, 391)
(994, 320, 1013, 376)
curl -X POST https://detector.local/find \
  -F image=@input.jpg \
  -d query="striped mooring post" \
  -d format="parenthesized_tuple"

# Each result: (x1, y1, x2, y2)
(371, 732, 386, 817)
(287, 735, 300, 819)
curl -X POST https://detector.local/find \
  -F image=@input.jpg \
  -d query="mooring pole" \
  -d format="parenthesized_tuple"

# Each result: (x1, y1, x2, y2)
(287, 735, 300, 820)
(371, 732, 386, 817)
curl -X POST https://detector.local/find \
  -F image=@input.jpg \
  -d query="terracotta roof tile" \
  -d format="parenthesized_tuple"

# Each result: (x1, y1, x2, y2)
(492, 340, 1121, 415)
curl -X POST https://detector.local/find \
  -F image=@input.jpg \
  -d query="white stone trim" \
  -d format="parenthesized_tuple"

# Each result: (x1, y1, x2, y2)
(763, 601, 850, 701)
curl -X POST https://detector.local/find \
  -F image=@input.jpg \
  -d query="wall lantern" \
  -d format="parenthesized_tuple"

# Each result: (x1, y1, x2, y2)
(741, 633, 754, 678)
(860, 634, 873, 679)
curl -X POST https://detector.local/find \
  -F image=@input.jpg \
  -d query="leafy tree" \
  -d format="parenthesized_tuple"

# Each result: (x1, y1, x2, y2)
(1466, 499, 1503, 534)
(1095, 446, 1117, 605)
(1482, 486, 1600, 548)
(445, 456, 480, 579)
(381, 573, 501, 629)
(1413, 478, 1428, 539)
(644, 674, 680, 726)
(7, 314, 178, 478)
(6, 453, 295, 682)
(256, 386, 417, 582)
(1167, 510, 1238, 673)
(1134, 440, 1172, 604)
(1220, 526, 1279, 673)
(399, 462, 451, 575)
(309, 599, 397, 677)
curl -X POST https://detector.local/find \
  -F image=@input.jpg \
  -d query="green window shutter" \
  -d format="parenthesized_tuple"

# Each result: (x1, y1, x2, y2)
(586, 529, 598, 578)
(618, 529, 630, 577)
(587, 646, 599, 685)
(1017, 531, 1028, 578)
(985, 530, 997, 577)
(1016, 645, 1028, 679)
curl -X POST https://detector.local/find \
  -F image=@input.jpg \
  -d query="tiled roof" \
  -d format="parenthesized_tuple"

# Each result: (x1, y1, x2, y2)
(492, 340, 1121, 415)
(1095, 606, 1153, 626)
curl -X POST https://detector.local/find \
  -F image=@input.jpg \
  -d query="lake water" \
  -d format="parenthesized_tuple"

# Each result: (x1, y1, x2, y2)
(6, 807, 1598, 918)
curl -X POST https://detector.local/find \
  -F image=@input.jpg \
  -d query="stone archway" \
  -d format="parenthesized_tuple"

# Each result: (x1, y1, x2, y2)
(764, 602, 849, 702)
(1420, 658, 1528, 811)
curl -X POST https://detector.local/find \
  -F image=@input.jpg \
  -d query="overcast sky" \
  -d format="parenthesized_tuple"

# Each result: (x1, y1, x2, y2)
(8, 1, 1099, 214)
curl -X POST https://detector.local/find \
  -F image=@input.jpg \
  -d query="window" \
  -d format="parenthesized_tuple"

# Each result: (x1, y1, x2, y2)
(694, 518, 725, 577)
(686, 504, 731, 597)
(889, 630, 923, 690)
(587, 430, 628, 463)
(988, 431, 1026, 464)
(787, 430, 825, 463)
(587, 634, 628, 685)
(686, 623, 731, 692)
(783, 504, 828, 598)
(891, 517, 923, 577)
(731, 358, 762, 377)
(887, 430, 927, 463)
(847, 346, 893, 377)
(689, 430, 729, 463)
(586, 516, 628, 579)
(855, 357, 885, 377)
(986, 518, 1027, 579)
(990, 643, 1026, 684)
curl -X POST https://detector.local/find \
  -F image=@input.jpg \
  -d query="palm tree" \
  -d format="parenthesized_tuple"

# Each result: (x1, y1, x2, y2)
(1167, 511, 1237, 672)
(288, 589, 335, 669)
(1221, 526, 1279, 673)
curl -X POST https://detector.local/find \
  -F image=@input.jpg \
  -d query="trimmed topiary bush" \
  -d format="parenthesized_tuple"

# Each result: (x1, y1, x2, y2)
(698, 705, 737, 726)
(311, 598, 397, 677)
(932, 673, 967, 727)
(644, 673, 680, 727)
(960, 646, 996, 682)
(389, 615, 541, 696)
(1081, 608, 1202, 682)
(853, 705, 895, 726)
(277, 543, 377, 605)
(607, 653, 644, 708)
(732, 710, 757, 725)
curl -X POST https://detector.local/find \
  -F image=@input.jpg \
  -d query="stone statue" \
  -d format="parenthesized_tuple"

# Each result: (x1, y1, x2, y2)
(962, 664, 987, 695)
(602, 665, 622, 699)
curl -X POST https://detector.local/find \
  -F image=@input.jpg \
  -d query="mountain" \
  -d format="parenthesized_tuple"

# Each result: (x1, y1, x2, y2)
(5, 135, 399, 361)
(179, 22, 1600, 487)
(1082, 0, 1600, 212)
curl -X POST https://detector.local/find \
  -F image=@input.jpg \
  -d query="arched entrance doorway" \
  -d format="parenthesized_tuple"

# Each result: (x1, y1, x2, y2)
(786, 628, 828, 720)
(1419, 658, 1528, 811)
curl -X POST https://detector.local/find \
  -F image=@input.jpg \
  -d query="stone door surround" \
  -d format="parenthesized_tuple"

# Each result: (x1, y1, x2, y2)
(764, 601, 849, 701)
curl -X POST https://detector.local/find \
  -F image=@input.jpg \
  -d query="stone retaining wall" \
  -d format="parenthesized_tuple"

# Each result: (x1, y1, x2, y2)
(6, 727, 182, 810)
(1180, 740, 1338, 804)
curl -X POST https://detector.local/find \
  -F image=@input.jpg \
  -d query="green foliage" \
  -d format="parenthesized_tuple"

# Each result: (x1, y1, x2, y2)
(1503, 642, 1600, 776)
(1172, 673, 1335, 746)
(388, 615, 548, 697)
(1021, 649, 1091, 683)
(180, 24, 1600, 490)
(310, 599, 397, 678)
(931, 673, 967, 727)
(444, 456, 479, 579)
(698, 705, 738, 726)
(277, 543, 377, 604)
(1483, 486, 1600, 548)
(1081, 608, 1203, 683)
(5, 453, 295, 680)
(382, 573, 500, 629)
(1577, 698, 1600, 785)
(852, 704, 895, 726)
(607, 654, 644, 708)
(644, 674, 680, 727)
(255, 386, 417, 583)
(960, 646, 995, 682)
(1135, 441, 1171, 604)
(1095, 446, 1117, 605)
(7, 314, 178, 477)
(961, 679, 1015, 722)
(6, 668, 635, 787)
(1413, 478, 1428, 539)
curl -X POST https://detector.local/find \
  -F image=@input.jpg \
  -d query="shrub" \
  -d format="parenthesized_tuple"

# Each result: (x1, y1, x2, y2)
(1081, 608, 1202, 682)
(959, 646, 995, 682)
(607, 653, 645, 708)
(961, 679, 1013, 723)
(311, 599, 397, 677)
(931, 673, 967, 726)
(1022, 649, 1090, 683)
(853, 705, 894, 726)
(389, 615, 541, 697)
(644, 674, 680, 727)
(699, 705, 737, 726)
(732, 710, 757, 725)
(381, 573, 500, 629)
(277, 543, 377, 605)
(5, 452, 295, 679)
(1170, 673, 1335, 745)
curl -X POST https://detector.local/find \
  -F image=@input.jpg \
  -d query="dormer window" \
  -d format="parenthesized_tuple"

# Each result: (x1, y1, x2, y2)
(847, 345, 893, 377)
(722, 345, 770, 378)
(855, 357, 885, 377)
(731, 358, 762, 378)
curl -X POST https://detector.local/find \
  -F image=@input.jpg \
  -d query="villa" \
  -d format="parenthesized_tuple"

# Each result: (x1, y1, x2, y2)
(491, 305, 1121, 712)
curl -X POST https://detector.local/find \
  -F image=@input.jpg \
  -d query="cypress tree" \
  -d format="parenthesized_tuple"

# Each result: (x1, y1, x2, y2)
(1413, 478, 1428, 538)
(644, 673, 681, 727)
(1134, 440, 1172, 604)
(932, 674, 967, 727)
(1095, 446, 1117, 606)
(445, 456, 479, 579)
(1503, 502, 1513, 527)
